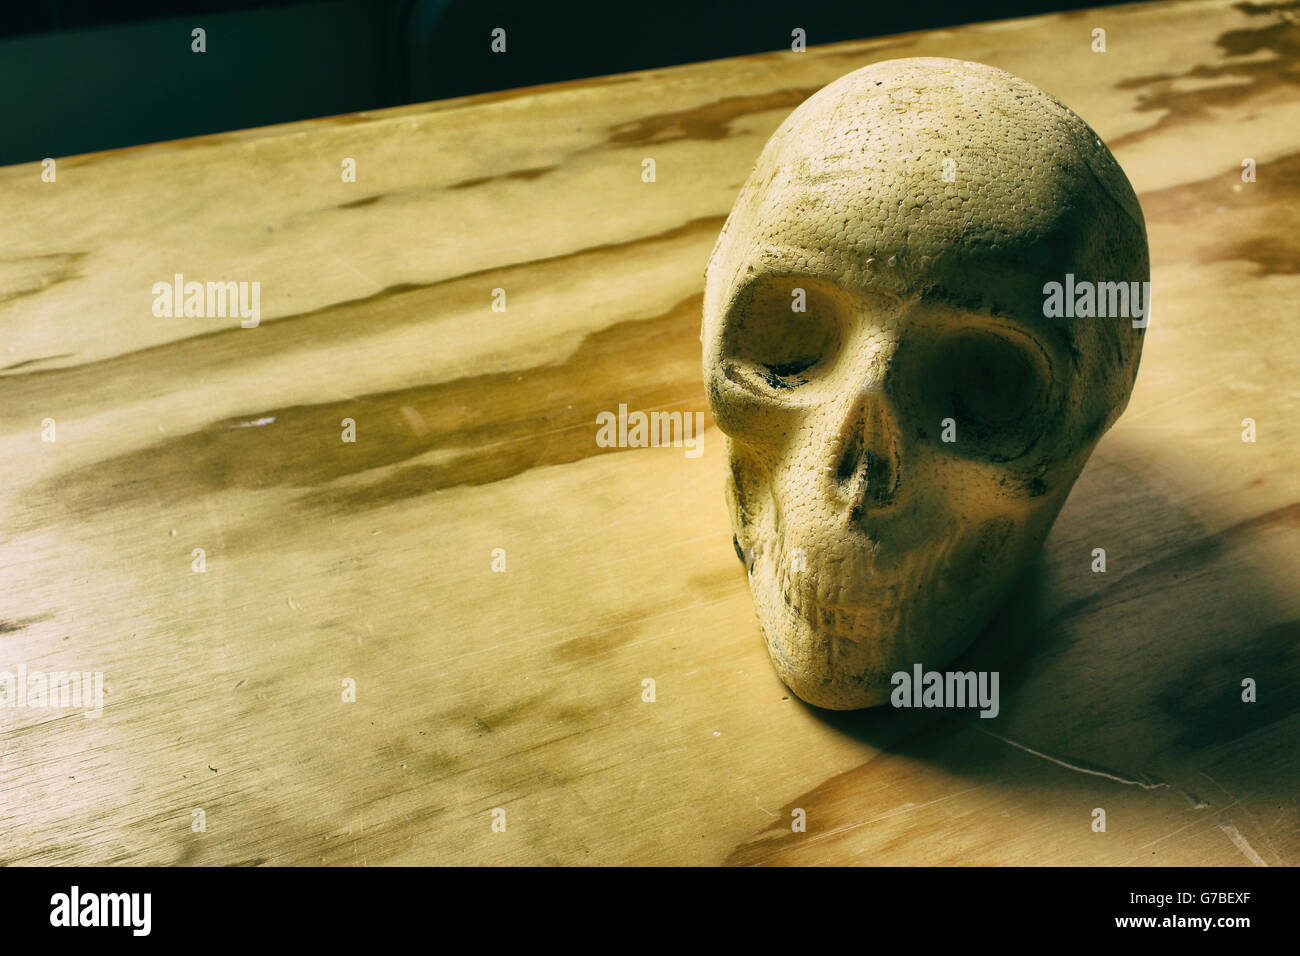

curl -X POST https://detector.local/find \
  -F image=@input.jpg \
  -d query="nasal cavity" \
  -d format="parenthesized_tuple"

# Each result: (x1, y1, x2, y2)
(835, 426, 864, 485)
(836, 420, 898, 510)
(862, 450, 896, 507)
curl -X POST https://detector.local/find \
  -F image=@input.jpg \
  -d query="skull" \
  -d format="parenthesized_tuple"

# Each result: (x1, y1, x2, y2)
(703, 58, 1148, 710)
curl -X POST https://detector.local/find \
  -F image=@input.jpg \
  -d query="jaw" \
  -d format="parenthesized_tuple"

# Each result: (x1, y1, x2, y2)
(732, 475, 929, 710)
(741, 514, 1038, 711)
(747, 538, 910, 710)
(726, 441, 1089, 711)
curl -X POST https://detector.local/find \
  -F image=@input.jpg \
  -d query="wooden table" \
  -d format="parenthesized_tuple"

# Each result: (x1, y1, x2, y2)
(2, 0, 1298, 866)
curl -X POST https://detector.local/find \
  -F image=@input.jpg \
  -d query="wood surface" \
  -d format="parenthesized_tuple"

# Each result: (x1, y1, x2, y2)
(2, 0, 1298, 866)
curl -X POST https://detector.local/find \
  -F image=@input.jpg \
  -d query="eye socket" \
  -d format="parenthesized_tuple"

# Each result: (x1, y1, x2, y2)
(720, 279, 841, 391)
(895, 328, 1050, 461)
(759, 356, 818, 388)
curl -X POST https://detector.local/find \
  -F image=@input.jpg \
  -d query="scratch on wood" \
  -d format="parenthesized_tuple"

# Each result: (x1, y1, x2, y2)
(982, 730, 1170, 790)
(1218, 822, 1269, 866)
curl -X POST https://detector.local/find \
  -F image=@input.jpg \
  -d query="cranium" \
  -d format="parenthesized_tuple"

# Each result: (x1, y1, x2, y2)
(703, 58, 1148, 710)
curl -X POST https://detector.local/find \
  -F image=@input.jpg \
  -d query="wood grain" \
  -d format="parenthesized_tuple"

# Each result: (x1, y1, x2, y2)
(2, 0, 1298, 865)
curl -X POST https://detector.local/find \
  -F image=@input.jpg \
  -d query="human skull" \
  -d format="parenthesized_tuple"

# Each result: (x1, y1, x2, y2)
(703, 58, 1148, 710)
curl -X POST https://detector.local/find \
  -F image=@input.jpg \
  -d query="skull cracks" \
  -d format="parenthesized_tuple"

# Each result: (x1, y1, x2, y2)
(702, 58, 1149, 710)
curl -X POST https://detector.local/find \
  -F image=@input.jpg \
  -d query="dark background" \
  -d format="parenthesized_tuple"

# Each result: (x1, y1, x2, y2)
(0, 0, 1138, 166)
